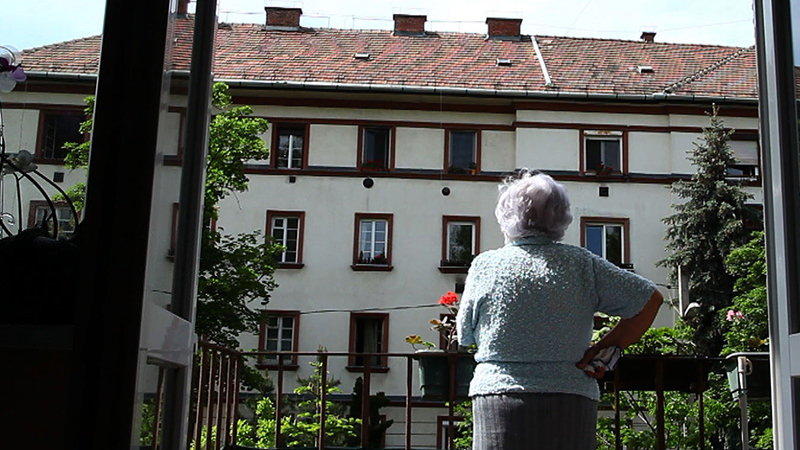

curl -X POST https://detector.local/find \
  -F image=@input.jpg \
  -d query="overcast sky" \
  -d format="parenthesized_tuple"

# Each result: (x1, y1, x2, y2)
(3, 0, 756, 52)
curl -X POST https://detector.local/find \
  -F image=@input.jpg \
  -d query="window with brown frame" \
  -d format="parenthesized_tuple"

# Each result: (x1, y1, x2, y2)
(272, 123, 308, 169)
(258, 310, 300, 369)
(581, 130, 628, 175)
(28, 200, 78, 239)
(358, 126, 394, 171)
(347, 312, 389, 371)
(36, 109, 85, 161)
(445, 130, 480, 174)
(727, 134, 760, 178)
(580, 217, 631, 269)
(352, 213, 393, 271)
(267, 210, 305, 268)
(440, 215, 480, 273)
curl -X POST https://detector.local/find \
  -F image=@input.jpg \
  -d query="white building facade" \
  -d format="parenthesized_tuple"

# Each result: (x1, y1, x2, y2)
(0, 6, 763, 447)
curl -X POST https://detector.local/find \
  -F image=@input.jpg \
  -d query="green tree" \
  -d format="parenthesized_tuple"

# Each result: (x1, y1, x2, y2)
(197, 82, 280, 348)
(721, 231, 768, 354)
(62, 83, 280, 350)
(658, 105, 754, 356)
(280, 351, 360, 447)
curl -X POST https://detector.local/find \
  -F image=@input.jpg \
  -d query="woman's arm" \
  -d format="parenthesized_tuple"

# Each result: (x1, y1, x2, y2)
(576, 289, 663, 378)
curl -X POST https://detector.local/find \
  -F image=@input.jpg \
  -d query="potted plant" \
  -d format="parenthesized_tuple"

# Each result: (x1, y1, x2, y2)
(405, 291, 476, 399)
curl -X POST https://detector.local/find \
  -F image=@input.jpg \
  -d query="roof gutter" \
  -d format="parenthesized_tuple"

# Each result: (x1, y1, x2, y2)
(25, 71, 99, 81)
(24, 70, 757, 105)
(217, 77, 758, 104)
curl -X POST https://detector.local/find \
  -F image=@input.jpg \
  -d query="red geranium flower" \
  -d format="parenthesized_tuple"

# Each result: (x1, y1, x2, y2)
(439, 291, 459, 306)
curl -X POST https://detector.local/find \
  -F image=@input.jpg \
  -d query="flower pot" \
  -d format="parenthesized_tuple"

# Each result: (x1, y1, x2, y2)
(415, 351, 476, 400)
(724, 352, 771, 400)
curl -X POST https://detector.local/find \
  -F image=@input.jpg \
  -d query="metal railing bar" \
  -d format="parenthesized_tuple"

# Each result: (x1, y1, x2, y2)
(275, 355, 285, 447)
(194, 347, 208, 449)
(205, 351, 216, 450)
(360, 356, 372, 448)
(215, 354, 226, 450)
(318, 353, 328, 450)
(231, 356, 241, 446)
(405, 355, 413, 450)
(152, 366, 166, 450)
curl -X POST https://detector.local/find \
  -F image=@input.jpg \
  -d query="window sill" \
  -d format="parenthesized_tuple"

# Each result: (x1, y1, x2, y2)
(584, 172, 626, 178)
(438, 265, 469, 274)
(345, 365, 390, 373)
(277, 263, 305, 269)
(255, 362, 299, 371)
(33, 157, 67, 165)
(351, 264, 394, 272)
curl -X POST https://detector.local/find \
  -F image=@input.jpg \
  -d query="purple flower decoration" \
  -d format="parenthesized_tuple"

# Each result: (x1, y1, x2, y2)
(0, 45, 26, 93)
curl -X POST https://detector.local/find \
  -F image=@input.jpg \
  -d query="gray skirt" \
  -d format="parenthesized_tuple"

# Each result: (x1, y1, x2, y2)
(472, 393, 597, 450)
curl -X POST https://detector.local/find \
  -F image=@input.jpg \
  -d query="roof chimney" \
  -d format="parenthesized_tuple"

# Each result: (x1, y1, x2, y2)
(265, 6, 303, 30)
(177, 0, 189, 16)
(486, 17, 522, 41)
(640, 31, 656, 43)
(393, 14, 427, 36)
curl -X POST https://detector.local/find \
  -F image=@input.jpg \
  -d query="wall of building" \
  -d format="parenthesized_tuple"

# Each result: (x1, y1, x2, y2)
(0, 89, 762, 447)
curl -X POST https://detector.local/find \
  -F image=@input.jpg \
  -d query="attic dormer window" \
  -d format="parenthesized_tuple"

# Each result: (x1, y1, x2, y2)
(354, 53, 371, 60)
(637, 65, 654, 73)
(496, 58, 512, 67)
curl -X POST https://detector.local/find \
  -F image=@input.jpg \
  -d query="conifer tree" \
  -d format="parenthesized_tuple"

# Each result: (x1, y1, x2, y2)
(659, 105, 754, 356)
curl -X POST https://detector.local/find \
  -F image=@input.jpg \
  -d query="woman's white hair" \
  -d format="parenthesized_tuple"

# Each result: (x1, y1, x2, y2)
(494, 170, 573, 241)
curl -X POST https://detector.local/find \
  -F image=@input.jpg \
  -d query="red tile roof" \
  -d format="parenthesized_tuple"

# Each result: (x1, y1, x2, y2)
(19, 15, 757, 100)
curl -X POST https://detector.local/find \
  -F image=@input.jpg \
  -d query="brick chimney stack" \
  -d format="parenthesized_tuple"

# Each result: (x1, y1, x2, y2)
(265, 6, 303, 30)
(641, 31, 656, 43)
(393, 14, 427, 36)
(486, 17, 523, 40)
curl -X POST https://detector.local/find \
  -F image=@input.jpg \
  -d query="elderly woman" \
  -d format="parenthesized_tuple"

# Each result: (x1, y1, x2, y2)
(456, 170, 663, 449)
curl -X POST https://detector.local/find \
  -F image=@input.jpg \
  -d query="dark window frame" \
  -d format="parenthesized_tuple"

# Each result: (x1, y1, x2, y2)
(352, 213, 393, 271)
(35, 107, 87, 163)
(580, 216, 631, 268)
(358, 125, 395, 172)
(27, 200, 79, 238)
(257, 310, 301, 370)
(444, 129, 481, 174)
(267, 210, 306, 269)
(440, 215, 481, 273)
(580, 130, 628, 176)
(271, 123, 309, 169)
(727, 132, 761, 179)
(347, 312, 390, 372)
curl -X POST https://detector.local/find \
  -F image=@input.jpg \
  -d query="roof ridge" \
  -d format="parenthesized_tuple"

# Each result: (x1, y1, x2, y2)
(21, 35, 101, 53)
(534, 34, 744, 48)
(662, 45, 754, 94)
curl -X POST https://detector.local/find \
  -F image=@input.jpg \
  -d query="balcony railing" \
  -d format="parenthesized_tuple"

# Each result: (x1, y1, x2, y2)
(184, 343, 722, 450)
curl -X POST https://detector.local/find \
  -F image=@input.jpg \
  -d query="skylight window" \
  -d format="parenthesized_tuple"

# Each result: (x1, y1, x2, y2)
(354, 53, 371, 60)
(496, 58, 512, 67)
(637, 65, 654, 73)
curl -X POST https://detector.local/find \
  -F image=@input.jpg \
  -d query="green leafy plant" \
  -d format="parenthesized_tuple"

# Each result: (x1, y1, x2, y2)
(280, 349, 360, 447)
